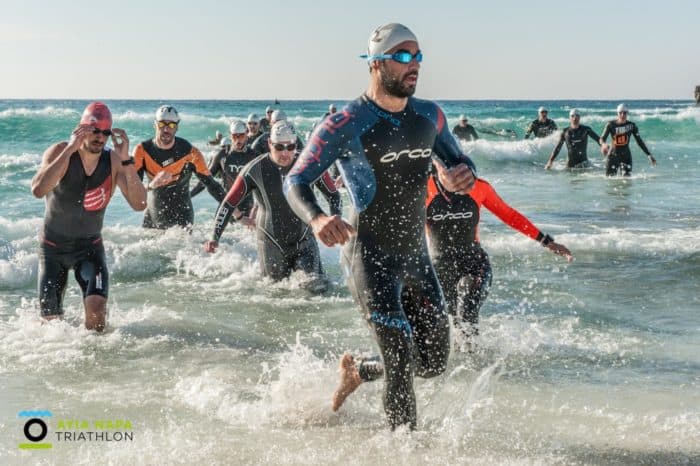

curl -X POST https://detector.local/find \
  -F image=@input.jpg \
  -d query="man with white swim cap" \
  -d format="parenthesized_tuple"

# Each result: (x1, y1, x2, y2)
(599, 104, 656, 176)
(250, 109, 304, 155)
(545, 109, 601, 169)
(453, 114, 479, 141)
(525, 106, 558, 138)
(284, 22, 477, 429)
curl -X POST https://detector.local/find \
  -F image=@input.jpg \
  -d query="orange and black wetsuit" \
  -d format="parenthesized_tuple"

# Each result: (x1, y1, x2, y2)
(426, 176, 552, 332)
(600, 120, 651, 176)
(134, 137, 225, 229)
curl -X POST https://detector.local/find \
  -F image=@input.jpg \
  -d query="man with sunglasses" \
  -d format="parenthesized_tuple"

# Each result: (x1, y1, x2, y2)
(599, 104, 656, 176)
(191, 120, 258, 225)
(525, 106, 558, 139)
(284, 23, 476, 430)
(204, 121, 340, 289)
(545, 109, 601, 169)
(251, 109, 306, 156)
(31, 102, 146, 331)
(133, 105, 226, 229)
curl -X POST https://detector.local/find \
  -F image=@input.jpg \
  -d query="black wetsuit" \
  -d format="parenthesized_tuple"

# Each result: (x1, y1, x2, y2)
(38, 150, 113, 316)
(525, 118, 558, 139)
(600, 120, 651, 176)
(452, 124, 479, 142)
(250, 132, 305, 156)
(191, 145, 258, 216)
(134, 137, 225, 229)
(284, 94, 477, 429)
(212, 153, 341, 283)
(550, 125, 600, 168)
(259, 118, 271, 133)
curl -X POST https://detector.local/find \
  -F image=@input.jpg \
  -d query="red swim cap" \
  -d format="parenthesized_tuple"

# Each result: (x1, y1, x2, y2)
(80, 102, 112, 130)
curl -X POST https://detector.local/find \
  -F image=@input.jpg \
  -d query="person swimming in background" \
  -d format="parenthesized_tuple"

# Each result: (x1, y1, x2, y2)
(599, 104, 656, 176)
(208, 130, 223, 146)
(133, 105, 226, 229)
(425, 168, 571, 346)
(525, 106, 558, 139)
(452, 114, 479, 141)
(545, 109, 601, 170)
(204, 121, 340, 290)
(31, 102, 147, 331)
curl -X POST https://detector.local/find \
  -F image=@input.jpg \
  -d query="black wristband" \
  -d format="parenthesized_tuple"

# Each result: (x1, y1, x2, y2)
(121, 157, 135, 166)
(541, 234, 554, 246)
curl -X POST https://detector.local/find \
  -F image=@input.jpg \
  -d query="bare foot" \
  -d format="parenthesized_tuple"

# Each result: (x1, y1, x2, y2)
(331, 353, 362, 411)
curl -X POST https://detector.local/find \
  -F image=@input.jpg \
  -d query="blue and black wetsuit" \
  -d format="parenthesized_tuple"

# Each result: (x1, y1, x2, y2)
(284, 94, 476, 429)
(600, 120, 651, 176)
(38, 150, 113, 316)
(211, 153, 340, 285)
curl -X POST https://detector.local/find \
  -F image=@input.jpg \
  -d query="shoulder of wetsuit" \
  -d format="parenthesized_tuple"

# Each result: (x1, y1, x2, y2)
(410, 97, 447, 131)
(174, 137, 193, 155)
(140, 139, 155, 154)
(240, 153, 268, 178)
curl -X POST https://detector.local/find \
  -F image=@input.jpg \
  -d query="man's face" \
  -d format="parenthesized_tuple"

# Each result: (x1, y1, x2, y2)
(377, 40, 421, 98)
(247, 121, 259, 135)
(268, 140, 296, 167)
(83, 127, 111, 154)
(266, 110, 273, 122)
(231, 132, 248, 151)
(570, 114, 580, 126)
(459, 119, 468, 127)
(617, 110, 628, 122)
(539, 111, 548, 121)
(155, 120, 178, 146)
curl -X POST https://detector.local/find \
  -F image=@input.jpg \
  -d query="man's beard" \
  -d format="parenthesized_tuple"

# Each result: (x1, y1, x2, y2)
(85, 139, 104, 154)
(380, 66, 417, 98)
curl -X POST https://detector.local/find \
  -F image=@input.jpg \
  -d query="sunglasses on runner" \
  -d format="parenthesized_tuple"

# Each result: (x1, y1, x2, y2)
(156, 121, 178, 129)
(272, 143, 296, 151)
(92, 128, 112, 136)
(360, 50, 423, 64)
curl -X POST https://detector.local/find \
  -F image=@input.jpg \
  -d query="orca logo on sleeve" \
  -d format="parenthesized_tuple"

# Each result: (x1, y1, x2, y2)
(430, 211, 473, 221)
(379, 148, 432, 163)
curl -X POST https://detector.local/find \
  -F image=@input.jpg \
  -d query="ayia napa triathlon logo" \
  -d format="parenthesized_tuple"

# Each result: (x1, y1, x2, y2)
(18, 409, 134, 450)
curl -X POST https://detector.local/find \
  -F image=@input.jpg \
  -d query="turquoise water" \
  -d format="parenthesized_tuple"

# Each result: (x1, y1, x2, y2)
(0, 99, 699, 465)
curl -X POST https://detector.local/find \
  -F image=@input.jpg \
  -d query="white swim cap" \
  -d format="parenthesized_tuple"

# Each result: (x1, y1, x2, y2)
(617, 103, 628, 113)
(538, 106, 548, 113)
(220, 137, 230, 147)
(329, 103, 337, 112)
(229, 120, 247, 135)
(459, 114, 467, 121)
(269, 120, 296, 143)
(155, 105, 180, 122)
(569, 109, 580, 117)
(367, 23, 418, 57)
(265, 106, 274, 113)
(271, 109, 287, 123)
(247, 113, 259, 123)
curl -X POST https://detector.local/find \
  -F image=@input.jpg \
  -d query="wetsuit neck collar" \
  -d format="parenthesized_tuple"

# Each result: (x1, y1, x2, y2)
(362, 92, 409, 115)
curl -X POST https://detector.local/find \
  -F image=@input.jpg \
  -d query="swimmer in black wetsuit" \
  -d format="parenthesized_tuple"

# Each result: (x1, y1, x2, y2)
(525, 106, 558, 139)
(204, 121, 340, 288)
(246, 113, 264, 145)
(260, 106, 274, 132)
(426, 173, 572, 345)
(599, 104, 657, 176)
(133, 105, 226, 229)
(284, 23, 476, 429)
(250, 109, 305, 155)
(452, 114, 479, 141)
(31, 102, 146, 331)
(191, 120, 258, 224)
(545, 109, 601, 169)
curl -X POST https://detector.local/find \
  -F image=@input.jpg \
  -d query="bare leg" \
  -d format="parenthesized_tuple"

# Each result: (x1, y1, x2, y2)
(332, 353, 363, 411)
(84, 295, 107, 332)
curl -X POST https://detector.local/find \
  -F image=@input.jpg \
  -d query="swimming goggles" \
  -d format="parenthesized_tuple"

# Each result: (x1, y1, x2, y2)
(360, 50, 423, 64)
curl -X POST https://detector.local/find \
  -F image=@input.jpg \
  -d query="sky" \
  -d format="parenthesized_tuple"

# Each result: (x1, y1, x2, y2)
(1, 0, 699, 100)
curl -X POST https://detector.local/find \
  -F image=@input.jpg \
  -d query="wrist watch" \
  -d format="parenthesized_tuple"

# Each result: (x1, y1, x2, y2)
(121, 157, 135, 166)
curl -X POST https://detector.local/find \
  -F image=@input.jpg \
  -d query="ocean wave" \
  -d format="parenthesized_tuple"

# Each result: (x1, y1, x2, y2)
(0, 106, 79, 118)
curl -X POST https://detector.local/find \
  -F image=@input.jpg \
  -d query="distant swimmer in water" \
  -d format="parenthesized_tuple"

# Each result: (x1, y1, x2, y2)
(208, 130, 223, 146)
(250, 109, 305, 155)
(204, 121, 341, 289)
(599, 104, 656, 176)
(426, 171, 572, 345)
(545, 109, 601, 169)
(284, 23, 476, 429)
(31, 102, 146, 331)
(191, 120, 258, 225)
(452, 114, 479, 141)
(133, 105, 226, 229)
(525, 106, 558, 139)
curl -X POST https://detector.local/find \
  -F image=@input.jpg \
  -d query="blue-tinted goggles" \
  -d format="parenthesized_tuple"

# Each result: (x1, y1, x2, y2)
(360, 50, 423, 64)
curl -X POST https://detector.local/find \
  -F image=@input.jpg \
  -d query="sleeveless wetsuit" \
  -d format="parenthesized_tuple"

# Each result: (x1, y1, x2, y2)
(212, 153, 341, 283)
(452, 124, 479, 142)
(284, 94, 477, 429)
(133, 137, 225, 229)
(525, 118, 558, 139)
(550, 125, 600, 168)
(426, 177, 547, 333)
(38, 149, 113, 316)
(600, 120, 651, 176)
(191, 145, 258, 216)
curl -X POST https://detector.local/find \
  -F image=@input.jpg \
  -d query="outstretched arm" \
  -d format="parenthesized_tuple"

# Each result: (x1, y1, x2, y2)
(632, 124, 656, 165)
(192, 149, 224, 197)
(203, 174, 253, 253)
(191, 148, 226, 202)
(545, 131, 566, 169)
(111, 129, 146, 211)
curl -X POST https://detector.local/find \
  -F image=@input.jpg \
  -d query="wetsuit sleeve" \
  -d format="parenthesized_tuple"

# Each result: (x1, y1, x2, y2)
(431, 106, 477, 174)
(313, 171, 342, 216)
(477, 180, 542, 241)
(190, 148, 226, 202)
(631, 123, 651, 155)
(191, 149, 224, 197)
(550, 131, 566, 159)
(550, 120, 558, 131)
(470, 127, 479, 140)
(211, 174, 253, 241)
(586, 126, 601, 145)
(600, 122, 612, 142)
(284, 111, 355, 224)
(524, 122, 534, 139)
(133, 144, 147, 181)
